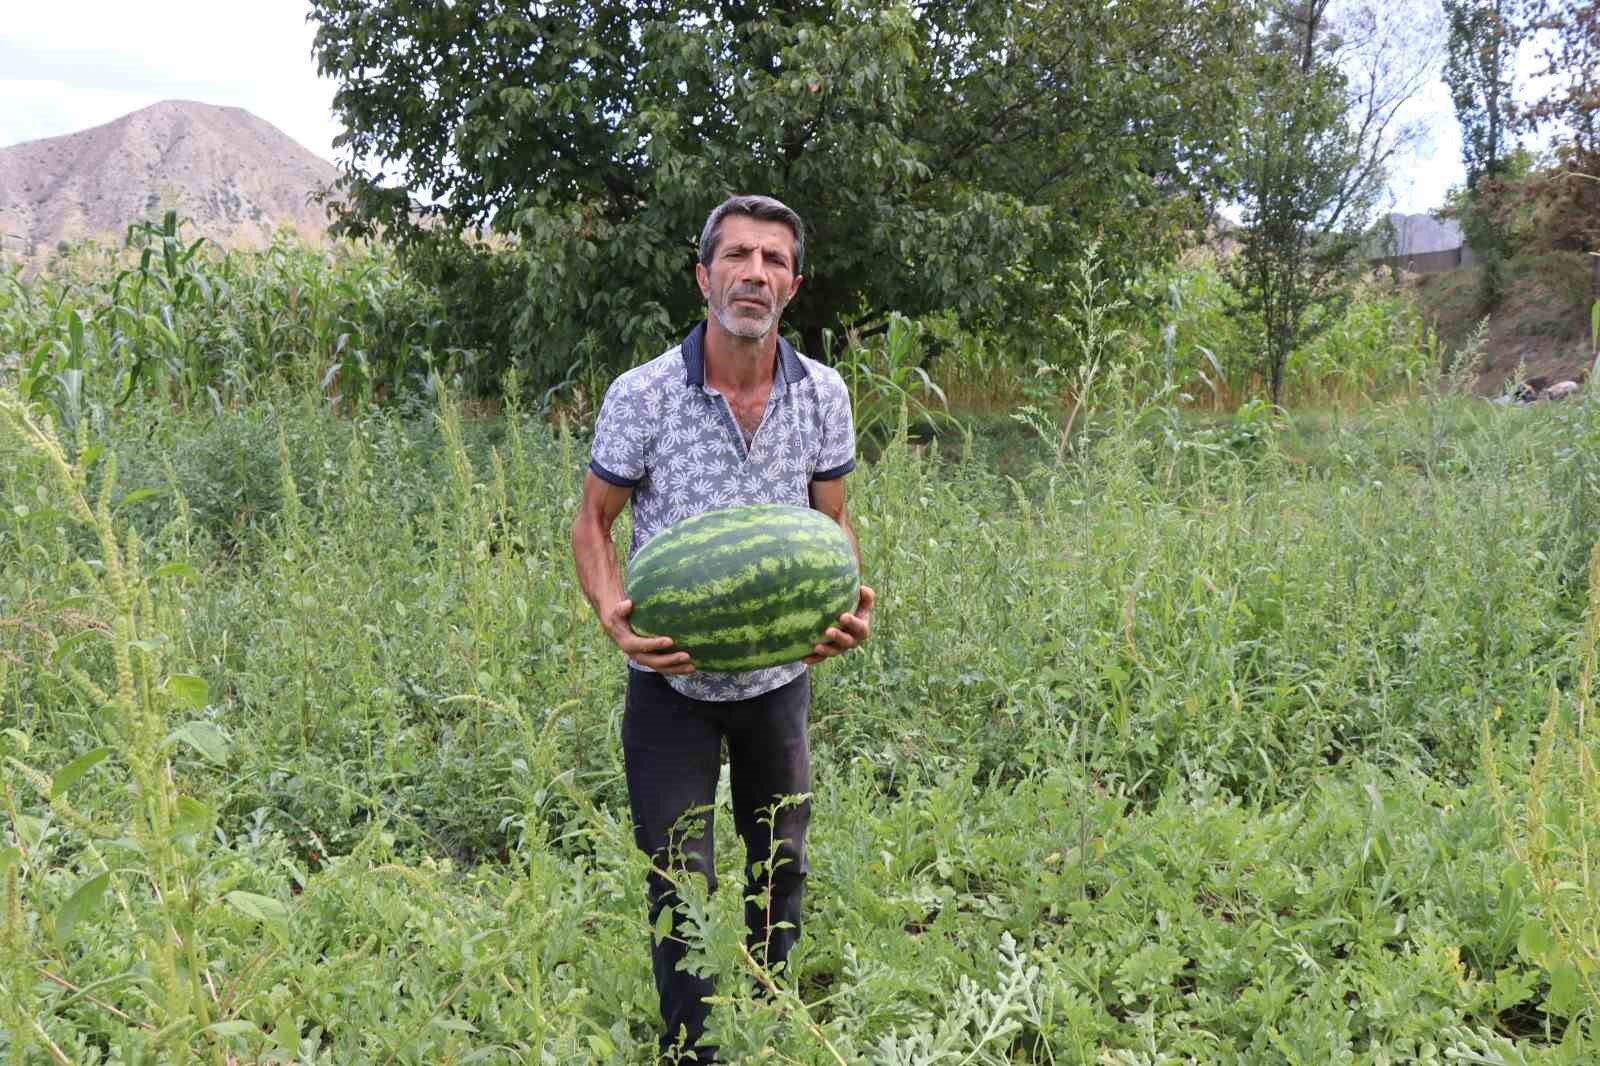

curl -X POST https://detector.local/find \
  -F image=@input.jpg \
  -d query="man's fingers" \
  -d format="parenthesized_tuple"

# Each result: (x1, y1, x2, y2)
(634, 649, 694, 674)
(805, 602, 871, 666)
(604, 599, 679, 658)
(619, 635, 680, 665)
(833, 615, 868, 641)
(807, 634, 848, 661)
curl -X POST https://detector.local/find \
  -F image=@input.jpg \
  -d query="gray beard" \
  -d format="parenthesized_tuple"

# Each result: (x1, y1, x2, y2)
(710, 297, 781, 340)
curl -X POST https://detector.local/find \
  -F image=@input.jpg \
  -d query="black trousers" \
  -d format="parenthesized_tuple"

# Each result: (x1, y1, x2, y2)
(622, 668, 812, 1064)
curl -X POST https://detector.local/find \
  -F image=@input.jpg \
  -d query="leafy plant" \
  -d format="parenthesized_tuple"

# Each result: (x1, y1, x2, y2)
(830, 313, 956, 447)
(0, 398, 235, 1063)
(1485, 539, 1600, 1022)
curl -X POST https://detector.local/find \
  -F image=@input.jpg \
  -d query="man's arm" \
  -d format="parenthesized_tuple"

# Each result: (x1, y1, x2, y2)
(806, 476, 874, 664)
(571, 471, 694, 674)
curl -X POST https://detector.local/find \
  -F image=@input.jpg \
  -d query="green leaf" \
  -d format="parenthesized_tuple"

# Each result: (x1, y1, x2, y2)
(51, 746, 113, 799)
(1548, 961, 1583, 1017)
(164, 674, 210, 710)
(201, 1020, 260, 1039)
(155, 561, 200, 580)
(173, 796, 215, 838)
(0, 847, 21, 878)
(165, 720, 230, 765)
(225, 890, 289, 924)
(115, 487, 162, 510)
(13, 815, 47, 849)
(52, 629, 100, 663)
(1518, 917, 1555, 965)
(55, 871, 110, 946)
(225, 890, 291, 946)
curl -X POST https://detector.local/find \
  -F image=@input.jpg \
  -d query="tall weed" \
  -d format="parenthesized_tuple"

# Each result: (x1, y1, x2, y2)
(1486, 540, 1600, 1022)
(1, 397, 230, 1062)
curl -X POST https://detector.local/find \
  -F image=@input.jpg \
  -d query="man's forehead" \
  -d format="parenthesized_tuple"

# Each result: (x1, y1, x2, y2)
(717, 215, 796, 252)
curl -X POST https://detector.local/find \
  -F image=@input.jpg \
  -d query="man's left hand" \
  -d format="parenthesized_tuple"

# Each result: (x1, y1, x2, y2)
(804, 584, 875, 665)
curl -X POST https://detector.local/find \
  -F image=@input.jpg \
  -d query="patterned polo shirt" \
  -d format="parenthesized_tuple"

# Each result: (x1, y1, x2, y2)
(590, 321, 856, 702)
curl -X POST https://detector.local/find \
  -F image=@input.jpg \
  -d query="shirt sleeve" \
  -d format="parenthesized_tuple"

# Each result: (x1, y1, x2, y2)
(589, 375, 648, 487)
(811, 369, 856, 481)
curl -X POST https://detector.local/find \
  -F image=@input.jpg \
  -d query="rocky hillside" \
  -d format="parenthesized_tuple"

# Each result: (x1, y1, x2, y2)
(0, 100, 339, 256)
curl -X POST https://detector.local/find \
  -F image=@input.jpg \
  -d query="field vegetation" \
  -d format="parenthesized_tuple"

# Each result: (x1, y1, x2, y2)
(3, 227, 1600, 1063)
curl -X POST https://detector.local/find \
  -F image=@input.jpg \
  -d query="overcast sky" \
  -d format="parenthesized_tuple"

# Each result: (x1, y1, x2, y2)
(0, 2, 345, 162)
(2, 0, 1476, 216)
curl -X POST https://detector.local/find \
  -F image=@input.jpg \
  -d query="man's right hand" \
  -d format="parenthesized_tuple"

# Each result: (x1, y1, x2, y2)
(602, 599, 695, 675)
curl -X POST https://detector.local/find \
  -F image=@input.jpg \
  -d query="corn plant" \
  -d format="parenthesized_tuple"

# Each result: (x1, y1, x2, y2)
(830, 312, 956, 447)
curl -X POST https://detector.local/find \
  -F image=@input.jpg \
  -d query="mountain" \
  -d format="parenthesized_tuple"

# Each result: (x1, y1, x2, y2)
(1376, 211, 1463, 256)
(0, 100, 339, 257)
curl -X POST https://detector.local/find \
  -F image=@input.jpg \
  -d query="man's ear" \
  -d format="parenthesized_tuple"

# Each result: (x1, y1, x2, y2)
(695, 262, 711, 300)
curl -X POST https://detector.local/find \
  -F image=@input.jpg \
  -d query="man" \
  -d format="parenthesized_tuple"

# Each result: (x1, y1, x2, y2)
(571, 194, 874, 1063)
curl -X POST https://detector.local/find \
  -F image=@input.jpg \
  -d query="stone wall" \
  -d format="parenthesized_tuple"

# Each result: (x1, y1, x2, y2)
(1368, 245, 1477, 275)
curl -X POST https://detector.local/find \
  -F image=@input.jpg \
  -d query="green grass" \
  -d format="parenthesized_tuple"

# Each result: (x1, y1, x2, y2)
(3, 235, 1599, 1063)
(5, 374, 1600, 1062)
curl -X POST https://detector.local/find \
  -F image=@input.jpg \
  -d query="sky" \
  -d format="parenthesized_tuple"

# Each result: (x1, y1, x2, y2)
(0, 2, 345, 163)
(0, 1, 1485, 217)
(1385, 80, 1466, 217)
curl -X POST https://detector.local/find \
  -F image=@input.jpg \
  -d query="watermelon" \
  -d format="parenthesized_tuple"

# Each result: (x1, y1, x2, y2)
(625, 503, 860, 672)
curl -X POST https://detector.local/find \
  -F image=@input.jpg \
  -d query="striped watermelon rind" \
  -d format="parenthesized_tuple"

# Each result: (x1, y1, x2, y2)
(625, 503, 860, 673)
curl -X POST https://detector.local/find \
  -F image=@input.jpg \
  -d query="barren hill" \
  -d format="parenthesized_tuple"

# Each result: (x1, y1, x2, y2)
(0, 100, 339, 256)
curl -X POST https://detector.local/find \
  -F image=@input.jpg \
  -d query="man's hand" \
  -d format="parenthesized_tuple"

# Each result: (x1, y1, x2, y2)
(803, 584, 875, 665)
(603, 598, 695, 675)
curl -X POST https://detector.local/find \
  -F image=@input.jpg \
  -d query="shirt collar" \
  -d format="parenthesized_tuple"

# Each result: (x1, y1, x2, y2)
(681, 320, 809, 390)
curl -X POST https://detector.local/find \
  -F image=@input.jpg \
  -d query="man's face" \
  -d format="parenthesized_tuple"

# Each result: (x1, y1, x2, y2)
(696, 214, 803, 341)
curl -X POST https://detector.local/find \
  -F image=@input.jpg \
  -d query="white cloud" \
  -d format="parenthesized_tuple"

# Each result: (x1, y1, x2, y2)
(0, 1, 343, 160)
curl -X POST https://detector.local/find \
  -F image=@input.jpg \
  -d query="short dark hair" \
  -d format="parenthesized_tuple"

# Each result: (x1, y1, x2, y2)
(698, 194, 806, 275)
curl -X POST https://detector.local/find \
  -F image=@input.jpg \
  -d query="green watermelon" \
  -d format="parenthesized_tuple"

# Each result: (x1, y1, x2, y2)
(625, 503, 860, 672)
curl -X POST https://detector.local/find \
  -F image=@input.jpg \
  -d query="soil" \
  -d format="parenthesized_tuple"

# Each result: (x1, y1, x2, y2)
(1407, 250, 1598, 396)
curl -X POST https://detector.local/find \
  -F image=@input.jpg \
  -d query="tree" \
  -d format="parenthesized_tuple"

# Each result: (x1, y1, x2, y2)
(1520, 1, 1600, 249)
(1229, 0, 1438, 404)
(1442, 0, 1527, 306)
(307, 0, 1256, 385)
(1443, 0, 1524, 188)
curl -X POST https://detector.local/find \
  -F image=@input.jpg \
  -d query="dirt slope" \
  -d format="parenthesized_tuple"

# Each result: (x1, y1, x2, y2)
(0, 100, 339, 256)
(1408, 251, 1597, 394)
